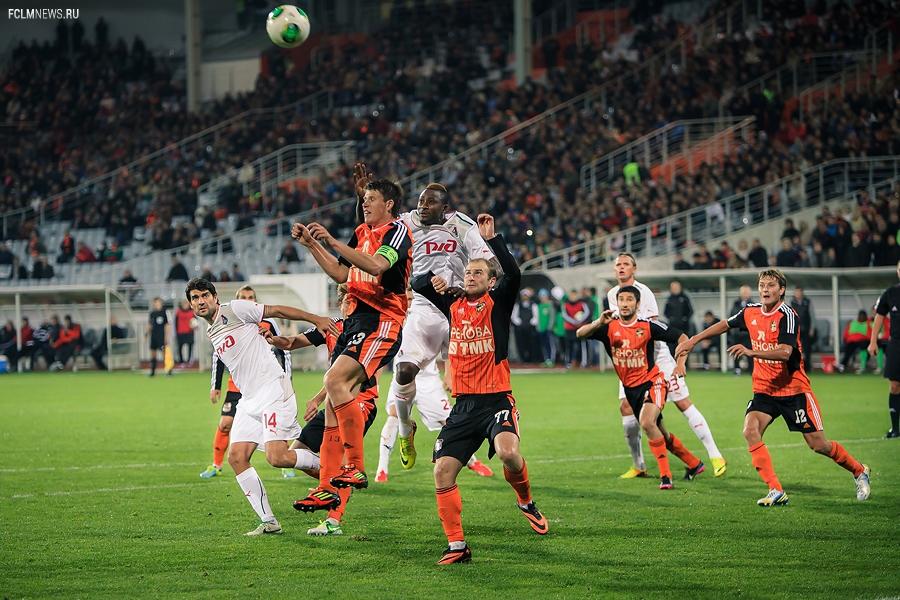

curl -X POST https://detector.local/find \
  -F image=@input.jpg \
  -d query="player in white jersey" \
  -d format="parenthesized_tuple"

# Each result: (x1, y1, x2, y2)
(606, 253, 726, 479)
(376, 287, 494, 481)
(352, 163, 495, 475)
(186, 278, 339, 536)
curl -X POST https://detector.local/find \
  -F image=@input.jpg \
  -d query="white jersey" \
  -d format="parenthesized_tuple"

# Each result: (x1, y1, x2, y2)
(206, 300, 287, 413)
(401, 209, 495, 313)
(608, 280, 672, 362)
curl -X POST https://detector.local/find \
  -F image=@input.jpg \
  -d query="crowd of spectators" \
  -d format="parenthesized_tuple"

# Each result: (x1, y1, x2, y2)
(1, 1, 897, 284)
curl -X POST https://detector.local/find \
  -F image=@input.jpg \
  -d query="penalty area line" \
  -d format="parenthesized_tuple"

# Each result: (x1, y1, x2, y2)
(0, 462, 202, 474)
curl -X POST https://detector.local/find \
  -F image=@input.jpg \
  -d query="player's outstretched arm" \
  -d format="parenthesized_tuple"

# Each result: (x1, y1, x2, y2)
(293, 223, 350, 283)
(263, 305, 340, 337)
(308, 221, 397, 277)
(577, 309, 614, 338)
(411, 272, 453, 318)
(676, 319, 731, 357)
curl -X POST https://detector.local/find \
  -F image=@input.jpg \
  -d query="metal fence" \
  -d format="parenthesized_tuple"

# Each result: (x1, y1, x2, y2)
(580, 117, 754, 191)
(522, 156, 900, 271)
(196, 141, 356, 201)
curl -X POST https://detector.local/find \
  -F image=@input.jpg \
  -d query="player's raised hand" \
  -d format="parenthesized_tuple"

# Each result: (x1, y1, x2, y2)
(292, 223, 315, 247)
(210, 389, 220, 404)
(312, 315, 340, 337)
(353, 162, 372, 199)
(476, 213, 495, 240)
(596, 309, 615, 326)
(431, 275, 450, 294)
(307, 222, 335, 247)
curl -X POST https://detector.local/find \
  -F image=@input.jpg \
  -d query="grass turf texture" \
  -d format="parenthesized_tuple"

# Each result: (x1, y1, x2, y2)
(0, 370, 897, 599)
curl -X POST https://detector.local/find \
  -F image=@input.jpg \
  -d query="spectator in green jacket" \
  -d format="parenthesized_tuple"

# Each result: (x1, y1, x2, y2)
(537, 289, 556, 367)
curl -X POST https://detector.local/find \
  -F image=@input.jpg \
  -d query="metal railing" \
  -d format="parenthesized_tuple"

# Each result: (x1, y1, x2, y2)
(197, 141, 356, 201)
(574, 0, 631, 47)
(654, 117, 756, 185)
(522, 156, 900, 271)
(795, 62, 873, 122)
(718, 25, 893, 120)
(0, 89, 334, 234)
(580, 117, 753, 191)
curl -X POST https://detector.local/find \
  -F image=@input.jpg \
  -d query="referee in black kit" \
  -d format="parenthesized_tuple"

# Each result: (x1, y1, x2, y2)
(870, 261, 900, 439)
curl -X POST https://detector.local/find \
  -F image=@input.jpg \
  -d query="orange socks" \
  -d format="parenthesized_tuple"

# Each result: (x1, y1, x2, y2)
(503, 460, 533, 506)
(749, 442, 782, 491)
(648, 437, 671, 479)
(665, 434, 701, 469)
(318, 426, 343, 492)
(213, 428, 229, 468)
(828, 442, 864, 476)
(436, 484, 464, 543)
(328, 487, 352, 522)
(334, 401, 366, 471)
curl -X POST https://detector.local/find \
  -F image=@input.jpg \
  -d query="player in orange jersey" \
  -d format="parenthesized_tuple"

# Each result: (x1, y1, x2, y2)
(578, 286, 705, 490)
(292, 178, 412, 502)
(413, 214, 547, 565)
(263, 284, 380, 536)
(676, 268, 871, 505)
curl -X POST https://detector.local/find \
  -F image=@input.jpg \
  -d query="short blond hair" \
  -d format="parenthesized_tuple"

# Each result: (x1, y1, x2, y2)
(235, 285, 255, 300)
(757, 269, 786, 300)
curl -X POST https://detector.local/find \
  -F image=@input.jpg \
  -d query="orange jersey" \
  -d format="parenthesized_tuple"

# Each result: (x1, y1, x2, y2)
(339, 219, 413, 326)
(446, 294, 511, 396)
(588, 318, 683, 388)
(302, 318, 378, 417)
(727, 302, 812, 396)
(411, 234, 520, 398)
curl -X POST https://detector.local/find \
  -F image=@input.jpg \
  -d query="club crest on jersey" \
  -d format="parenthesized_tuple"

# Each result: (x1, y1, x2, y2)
(770, 321, 777, 332)
(635, 328, 644, 337)
(221, 315, 228, 325)
(476, 302, 486, 312)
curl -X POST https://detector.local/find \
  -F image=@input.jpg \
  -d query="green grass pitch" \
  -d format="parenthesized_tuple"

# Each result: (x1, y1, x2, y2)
(0, 370, 898, 599)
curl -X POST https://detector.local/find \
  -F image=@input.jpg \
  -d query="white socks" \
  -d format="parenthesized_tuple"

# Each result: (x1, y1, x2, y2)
(466, 455, 477, 468)
(622, 414, 645, 471)
(292, 448, 320, 470)
(236, 467, 274, 522)
(681, 405, 722, 460)
(378, 415, 399, 473)
(391, 379, 417, 437)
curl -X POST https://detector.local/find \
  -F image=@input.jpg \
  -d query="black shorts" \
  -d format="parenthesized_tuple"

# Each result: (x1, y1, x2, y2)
(149, 335, 166, 351)
(433, 392, 519, 463)
(296, 404, 378, 454)
(884, 341, 900, 381)
(623, 375, 667, 425)
(747, 392, 823, 433)
(220, 391, 241, 418)
(331, 312, 402, 386)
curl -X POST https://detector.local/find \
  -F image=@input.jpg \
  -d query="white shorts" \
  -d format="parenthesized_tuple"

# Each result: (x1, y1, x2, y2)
(394, 305, 449, 370)
(230, 377, 302, 446)
(386, 362, 451, 431)
(617, 348, 690, 403)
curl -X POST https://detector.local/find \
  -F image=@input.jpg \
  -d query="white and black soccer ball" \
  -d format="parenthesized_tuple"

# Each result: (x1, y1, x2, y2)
(266, 5, 311, 48)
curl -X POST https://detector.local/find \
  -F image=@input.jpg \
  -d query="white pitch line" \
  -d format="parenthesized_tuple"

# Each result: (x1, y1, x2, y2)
(0, 462, 202, 474)
(12, 480, 232, 499)
(528, 437, 886, 464)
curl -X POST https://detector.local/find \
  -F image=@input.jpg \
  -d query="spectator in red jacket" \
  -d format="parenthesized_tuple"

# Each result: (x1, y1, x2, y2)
(51, 314, 82, 371)
(57, 231, 76, 264)
(75, 242, 96, 264)
(19, 317, 35, 371)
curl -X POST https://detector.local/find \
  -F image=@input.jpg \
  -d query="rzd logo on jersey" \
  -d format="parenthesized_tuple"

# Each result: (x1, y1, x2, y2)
(215, 335, 235, 356)
(423, 239, 457, 255)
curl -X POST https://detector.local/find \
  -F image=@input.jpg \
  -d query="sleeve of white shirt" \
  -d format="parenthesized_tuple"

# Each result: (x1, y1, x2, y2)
(607, 287, 618, 316)
(463, 225, 496, 263)
(230, 299, 264, 324)
(639, 284, 659, 319)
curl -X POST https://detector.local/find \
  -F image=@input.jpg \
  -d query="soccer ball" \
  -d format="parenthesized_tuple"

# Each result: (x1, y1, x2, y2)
(266, 5, 310, 48)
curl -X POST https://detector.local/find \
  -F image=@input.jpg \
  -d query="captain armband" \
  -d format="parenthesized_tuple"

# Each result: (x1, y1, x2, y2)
(375, 245, 399, 267)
